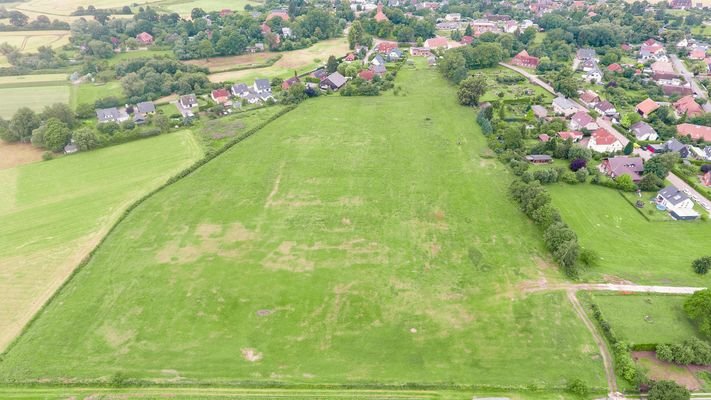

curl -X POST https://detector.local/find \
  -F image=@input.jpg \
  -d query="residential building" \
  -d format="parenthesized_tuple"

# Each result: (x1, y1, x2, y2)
(525, 154, 553, 163)
(231, 83, 250, 97)
(376, 41, 399, 54)
(372, 54, 386, 66)
(579, 90, 600, 108)
(370, 64, 387, 76)
(282, 76, 300, 90)
(211, 88, 231, 104)
(254, 78, 271, 94)
(531, 105, 548, 119)
(594, 100, 617, 116)
(690, 48, 706, 60)
(576, 48, 597, 61)
(673, 95, 704, 117)
(424, 36, 449, 49)
(135, 101, 155, 114)
(607, 63, 623, 73)
(588, 128, 623, 152)
(657, 185, 696, 216)
(374, 1, 389, 22)
(677, 123, 711, 142)
(552, 96, 578, 116)
(410, 47, 432, 57)
(669, 0, 692, 9)
(96, 107, 129, 123)
(630, 121, 658, 141)
(320, 72, 347, 90)
(599, 156, 645, 182)
(640, 38, 666, 61)
(635, 98, 660, 118)
(510, 50, 540, 68)
(651, 60, 677, 80)
(387, 48, 403, 61)
(664, 137, 691, 158)
(538, 133, 550, 142)
(569, 111, 598, 131)
(136, 32, 153, 45)
(584, 66, 603, 84)
(558, 131, 584, 142)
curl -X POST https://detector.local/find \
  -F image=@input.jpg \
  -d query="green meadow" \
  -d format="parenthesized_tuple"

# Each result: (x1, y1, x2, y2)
(548, 184, 711, 286)
(0, 63, 606, 390)
(0, 131, 201, 352)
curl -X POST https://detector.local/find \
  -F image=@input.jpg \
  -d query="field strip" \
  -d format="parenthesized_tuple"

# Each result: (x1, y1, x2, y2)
(523, 283, 706, 294)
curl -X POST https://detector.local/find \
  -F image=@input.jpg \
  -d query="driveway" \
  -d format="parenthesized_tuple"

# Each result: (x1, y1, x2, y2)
(670, 54, 711, 112)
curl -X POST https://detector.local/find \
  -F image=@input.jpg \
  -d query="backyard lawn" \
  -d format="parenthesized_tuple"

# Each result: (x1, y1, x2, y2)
(0, 61, 606, 391)
(473, 67, 553, 103)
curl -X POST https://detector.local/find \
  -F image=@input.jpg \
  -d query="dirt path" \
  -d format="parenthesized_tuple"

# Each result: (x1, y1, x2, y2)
(524, 282, 705, 294)
(566, 289, 618, 394)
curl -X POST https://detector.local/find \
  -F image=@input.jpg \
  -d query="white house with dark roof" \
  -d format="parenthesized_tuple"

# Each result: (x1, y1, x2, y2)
(552, 96, 578, 117)
(135, 101, 155, 114)
(657, 185, 697, 219)
(254, 78, 271, 94)
(231, 83, 250, 97)
(630, 121, 658, 141)
(96, 107, 129, 123)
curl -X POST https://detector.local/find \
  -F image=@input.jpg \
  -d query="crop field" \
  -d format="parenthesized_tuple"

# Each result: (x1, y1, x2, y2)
(154, 0, 262, 16)
(207, 37, 349, 83)
(548, 184, 711, 286)
(0, 62, 606, 390)
(0, 30, 70, 52)
(581, 293, 700, 345)
(0, 131, 201, 352)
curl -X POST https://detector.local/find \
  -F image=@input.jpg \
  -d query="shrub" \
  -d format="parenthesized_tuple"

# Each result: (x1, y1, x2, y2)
(570, 158, 587, 171)
(648, 380, 690, 400)
(560, 170, 578, 184)
(565, 378, 588, 397)
(41, 151, 53, 161)
(693, 256, 711, 275)
(575, 168, 589, 183)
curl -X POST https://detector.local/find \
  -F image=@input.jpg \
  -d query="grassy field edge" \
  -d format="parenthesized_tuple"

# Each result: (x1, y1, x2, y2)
(0, 106, 296, 361)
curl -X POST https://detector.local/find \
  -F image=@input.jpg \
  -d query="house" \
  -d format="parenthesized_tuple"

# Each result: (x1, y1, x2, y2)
(640, 38, 666, 60)
(254, 78, 271, 94)
(211, 88, 231, 104)
(387, 48, 402, 61)
(670, 0, 692, 9)
(552, 96, 578, 117)
(588, 128, 623, 152)
(266, 9, 289, 21)
(673, 96, 704, 117)
(133, 112, 147, 124)
(231, 83, 250, 97)
(376, 41, 398, 54)
(690, 48, 707, 60)
(96, 107, 129, 123)
(460, 35, 474, 45)
(584, 67, 603, 84)
(635, 98, 660, 118)
(531, 105, 548, 119)
(630, 121, 659, 141)
(358, 69, 375, 81)
(370, 64, 387, 76)
(688, 145, 710, 160)
(664, 137, 690, 158)
(410, 47, 432, 57)
(425, 36, 449, 49)
(445, 13, 461, 21)
(372, 54, 386, 66)
(374, 1, 389, 22)
(510, 50, 540, 68)
(281, 27, 293, 38)
(579, 90, 600, 107)
(594, 100, 617, 116)
(651, 61, 677, 80)
(538, 133, 550, 142)
(177, 94, 198, 117)
(677, 123, 711, 142)
(570, 111, 598, 131)
(344, 53, 356, 62)
(558, 131, 584, 142)
(657, 185, 695, 214)
(320, 72, 347, 90)
(469, 20, 500, 36)
(282, 76, 300, 90)
(311, 69, 328, 80)
(135, 101, 155, 114)
(579, 59, 597, 72)
(525, 154, 553, 163)
(576, 48, 597, 61)
(600, 156, 645, 182)
(136, 32, 153, 45)
(607, 63, 623, 73)
(662, 83, 693, 96)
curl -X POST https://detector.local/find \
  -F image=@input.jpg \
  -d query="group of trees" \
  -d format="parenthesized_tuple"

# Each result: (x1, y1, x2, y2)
(360, 6, 435, 42)
(111, 58, 210, 104)
(0, 10, 70, 31)
(657, 338, 711, 366)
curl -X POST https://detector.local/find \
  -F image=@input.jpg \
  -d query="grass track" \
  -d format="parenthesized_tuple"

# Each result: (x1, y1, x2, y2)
(0, 61, 606, 389)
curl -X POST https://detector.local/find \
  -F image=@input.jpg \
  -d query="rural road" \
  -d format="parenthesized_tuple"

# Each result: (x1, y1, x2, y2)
(670, 54, 711, 112)
(525, 282, 706, 294)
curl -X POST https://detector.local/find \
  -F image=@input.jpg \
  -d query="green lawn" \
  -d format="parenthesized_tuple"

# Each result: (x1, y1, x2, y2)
(0, 61, 606, 390)
(154, 0, 260, 15)
(0, 85, 69, 118)
(473, 67, 553, 103)
(70, 81, 122, 108)
(548, 184, 711, 285)
(107, 49, 174, 66)
(0, 131, 202, 352)
(581, 293, 700, 345)
(196, 105, 287, 152)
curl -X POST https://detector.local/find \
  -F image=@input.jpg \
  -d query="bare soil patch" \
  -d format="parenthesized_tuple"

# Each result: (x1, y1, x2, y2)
(241, 348, 263, 362)
(185, 52, 274, 72)
(0, 141, 43, 169)
(155, 222, 255, 264)
(633, 351, 703, 391)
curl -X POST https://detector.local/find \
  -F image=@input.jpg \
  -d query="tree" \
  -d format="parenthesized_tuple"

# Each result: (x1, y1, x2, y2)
(326, 55, 338, 73)
(72, 127, 98, 151)
(457, 76, 486, 106)
(439, 50, 467, 84)
(692, 256, 711, 275)
(348, 20, 364, 49)
(644, 156, 671, 179)
(685, 289, 711, 337)
(152, 114, 171, 133)
(623, 141, 633, 155)
(31, 118, 70, 152)
(519, 26, 536, 45)
(648, 380, 690, 400)
(198, 39, 214, 61)
(41, 103, 76, 128)
(8, 11, 28, 27)
(638, 173, 664, 191)
(616, 174, 637, 192)
(10, 107, 40, 143)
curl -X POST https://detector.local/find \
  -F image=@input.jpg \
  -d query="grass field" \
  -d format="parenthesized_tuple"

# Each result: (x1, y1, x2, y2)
(0, 85, 70, 118)
(196, 105, 287, 151)
(0, 62, 606, 389)
(0, 30, 70, 52)
(107, 49, 174, 66)
(581, 293, 700, 345)
(154, 0, 261, 16)
(548, 184, 711, 286)
(474, 67, 554, 103)
(0, 131, 202, 352)
(207, 37, 349, 83)
(70, 81, 123, 108)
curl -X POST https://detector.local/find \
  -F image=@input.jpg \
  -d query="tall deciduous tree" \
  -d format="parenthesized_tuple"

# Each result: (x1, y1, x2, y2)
(457, 76, 486, 106)
(348, 21, 364, 50)
(10, 107, 40, 143)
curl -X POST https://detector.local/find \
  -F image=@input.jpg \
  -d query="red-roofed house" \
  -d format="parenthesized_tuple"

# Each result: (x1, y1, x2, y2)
(607, 63, 623, 73)
(282, 76, 300, 90)
(266, 9, 289, 21)
(588, 128, 623, 152)
(703, 170, 711, 186)
(211, 88, 231, 104)
(677, 123, 711, 142)
(374, 1, 389, 22)
(344, 53, 356, 62)
(358, 69, 375, 81)
(690, 48, 707, 60)
(538, 133, 550, 142)
(558, 131, 584, 142)
(136, 32, 153, 45)
(220, 9, 233, 16)
(376, 41, 398, 54)
(674, 95, 704, 117)
(260, 23, 271, 34)
(460, 35, 474, 45)
(424, 36, 449, 50)
(635, 98, 660, 118)
(579, 90, 600, 107)
(510, 50, 540, 68)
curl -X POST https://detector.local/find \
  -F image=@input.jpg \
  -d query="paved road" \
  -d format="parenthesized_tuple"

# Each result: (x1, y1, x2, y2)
(670, 54, 711, 113)
(667, 171, 711, 212)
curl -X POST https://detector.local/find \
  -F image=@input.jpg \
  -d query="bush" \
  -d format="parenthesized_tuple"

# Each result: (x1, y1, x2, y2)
(560, 170, 578, 184)
(565, 378, 588, 397)
(693, 256, 711, 275)
(41, 151, 53, 161)
(656, 338, 711, 365)
(648, 380, 690, 400)
(570, 158, 587, 171)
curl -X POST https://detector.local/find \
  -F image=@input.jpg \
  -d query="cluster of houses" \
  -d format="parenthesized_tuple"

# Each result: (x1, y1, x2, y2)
(575, 48, 604, 84)
(96, 101, 156, 124)
(435, 14, 535, 37)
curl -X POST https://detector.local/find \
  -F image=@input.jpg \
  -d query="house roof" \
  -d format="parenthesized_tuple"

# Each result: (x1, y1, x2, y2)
(677, 123, 711, 142)
(558, 131, 583, 140)
(324, 72, 347, 88)
(592, 128, 618, 145)
(96, 107, 120, 121)
(579, 90, 599, 104)
(525, 154, 552, 161)
(636, 98, 659, 115)
(674, 95, 704, 117)
(254, 78, 270, 90)
(538, 133, 550, 142)
(372, 54, 385, 65)
(665, 138, 687, 152)
(180, 94, 197, 105)
(571, 111, 594, 126)
(266, 9, 289, 20)
(136, 32, 153, 42)
(552, 96, 576, 110)
(136, 101, 155, 114)
(651, 60, 675, 74)
(358, 69, 375, 81)
(212, 88, 230, 98)
(630, 121, 657, 139)
(607, 63, 623, 72)
(605, 156, 644, 179)
(531, 105, 547, 117)
(370, 64, 387, 74)
(658, 185, 690, 206)
(232, 83, 249, 93)
(376, 41, 398, 53)
(595, 100, 616, 112)
(576, 48, 596, 59)
(425, 36, 449, 49)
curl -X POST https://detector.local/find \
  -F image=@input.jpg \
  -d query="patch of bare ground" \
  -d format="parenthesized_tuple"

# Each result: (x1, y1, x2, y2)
(184, 52, 274, 72)
(155, 222, 255, 264)
(602, 274, 634, 285)
(633, 351, 703, 390)
(241, 348, 263, 362)
(0, 141, 43, 169)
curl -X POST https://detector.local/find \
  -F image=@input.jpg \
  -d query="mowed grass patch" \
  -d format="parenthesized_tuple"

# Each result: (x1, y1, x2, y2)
(197, 105, 286, 151)
(208, 37, 349, 83)
(0, 62, 606, 388)
(154, 0, 261, 16)
(548, 184, 711, 285)
(581, 293, 700, 345)
(71, 81, 123, 108)
(0, 131, 202, 352)
(0, 85, 69, 118)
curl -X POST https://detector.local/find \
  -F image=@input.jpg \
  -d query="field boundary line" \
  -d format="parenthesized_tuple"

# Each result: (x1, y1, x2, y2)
(0, 105, 297, 358)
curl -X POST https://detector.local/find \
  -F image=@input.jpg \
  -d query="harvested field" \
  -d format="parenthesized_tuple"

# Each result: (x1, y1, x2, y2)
(0, 30, 70, 52)
(0, 141, 43, 169)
